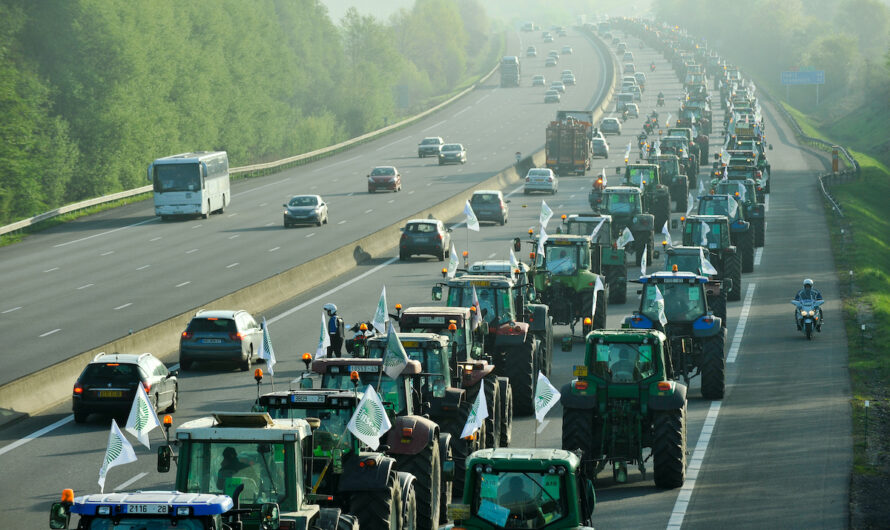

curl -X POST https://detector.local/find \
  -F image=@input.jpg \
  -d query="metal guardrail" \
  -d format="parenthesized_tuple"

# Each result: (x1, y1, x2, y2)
(0, 61, 501, 238)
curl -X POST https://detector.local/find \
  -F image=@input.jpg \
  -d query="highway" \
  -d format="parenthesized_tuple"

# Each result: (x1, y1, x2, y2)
(0, 29, 850, 529)
(0, 29, 607, 385)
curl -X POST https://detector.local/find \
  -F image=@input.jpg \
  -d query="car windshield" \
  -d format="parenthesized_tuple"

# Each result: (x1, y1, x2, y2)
(442, 144, 462, 152)
(446, 285, 515, 324)
(472, 470, 568, 529)
(528, 170, 551, 178)
(541, 243, 587, 275)
(602, 119, 618, 127)
(370, 167, 395, 176)
(406, 222, 436, 233)
(604, 192, 641, 215)
(641, 282, 706, 322)
(589, 342, 657, 383)
(288, 196, 317, 207)
(85, 518, 205, 530)
(184, 441, 290, 505)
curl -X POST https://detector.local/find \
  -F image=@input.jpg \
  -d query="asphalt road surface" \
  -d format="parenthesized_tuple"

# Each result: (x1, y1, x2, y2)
(0, 30, 850, 529)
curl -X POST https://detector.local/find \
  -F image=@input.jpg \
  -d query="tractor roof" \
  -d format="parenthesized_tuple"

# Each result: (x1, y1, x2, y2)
(586, 328, 667, 343)
(684, 214, 728, 224)
(638, 270, 709, 283)
(467, 448, 581, 471)
(401, 306, 472, 318)
(175, 413, 311, 441)
(447, 275, 515, 288)
(259, 390, 362, 407)
(603, 186, 642, 194)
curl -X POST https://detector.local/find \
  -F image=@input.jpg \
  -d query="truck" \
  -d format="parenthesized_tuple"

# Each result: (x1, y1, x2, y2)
(546, 115, 593, 175)
(500, 56, 521, 87)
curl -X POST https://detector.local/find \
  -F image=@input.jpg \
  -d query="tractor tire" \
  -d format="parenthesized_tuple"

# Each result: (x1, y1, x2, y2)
(725, 254, 742, 302)
(652, 405, 687, 489)
(593, 289, 608, 330)
(505, 338, 538, 416)
(397, 439, 440, 530)
(700, 330, 726, 399)
(483, 377, 501, 449)
(738, 229, 754, 273)
(498, 378, 513, 447)
(754, 217, 765, 248)
(562, 407, 602, 476)
(708, 291, 727, 328)
(401, 479, 417, 530)
(349, 470, 401, 530)
(606, 264, 628, 304)
(438, 442, 452, 523)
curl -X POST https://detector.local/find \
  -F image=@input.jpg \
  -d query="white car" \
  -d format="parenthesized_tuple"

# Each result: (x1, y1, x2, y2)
(524, 168, 558, 195)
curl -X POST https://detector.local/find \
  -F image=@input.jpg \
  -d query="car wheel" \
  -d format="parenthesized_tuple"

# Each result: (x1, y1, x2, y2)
(180, 358, 192, 371)
(400, 250, 408, 261)
(166, 384, 178, 413)
(240, 347, 252, 372)
(316, 219, 322, 227)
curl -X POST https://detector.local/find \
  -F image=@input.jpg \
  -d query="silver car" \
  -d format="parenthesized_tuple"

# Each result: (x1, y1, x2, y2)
(283, 194, 328, 227)
(438, 143, 467, 165)
(524, 168, 558, 195)
(532, 74, 546, 86)
(600, 117, 622, 135)
(544, 89, 561, 103)
(418, 136, 444, 158)
(550, 81, 566, 93)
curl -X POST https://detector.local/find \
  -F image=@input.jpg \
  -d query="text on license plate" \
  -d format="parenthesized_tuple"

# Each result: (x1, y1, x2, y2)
(202, 338, 223, 343)
(99, 391, 122, 398)
(126, 504, 168, 514)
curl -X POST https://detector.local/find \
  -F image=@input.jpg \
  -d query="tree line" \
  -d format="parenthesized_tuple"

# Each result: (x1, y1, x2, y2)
(0, 0, 494, 225)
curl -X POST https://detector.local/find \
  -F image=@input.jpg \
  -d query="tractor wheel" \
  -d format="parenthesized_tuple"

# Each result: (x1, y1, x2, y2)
(483, 376, 501, 449)
(562, 406, 602, 476)
(708, 291, 727, 328)
(652, 404, 687, 488)
(754, 217, 765, 248)
(739, 229, 754, 273)
(438, 442, 452, 522)
(700, 329, 726, 399)
(725, 254, 742, 302)
(400, 479, 417, 530)
(606, 264, 628, 304)
(593, 289, 608, 330)
(397, 438, 440, 530)
(497, 378, 513, 447)
(349, 470, 401, 530)
(505, 338, 538, 416)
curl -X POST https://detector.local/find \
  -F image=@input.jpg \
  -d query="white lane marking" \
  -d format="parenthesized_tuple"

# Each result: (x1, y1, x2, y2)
(149, 237, 161, 242)
(0, 415, 73, 457)
(226, 262, 239, 269)
(269, 247, 280, 252)
(338, 220, 347, 225)
(365, 209, 373, 214)
(2, 306, 22, 314)
(408, 190, 416, 195)
(53, 217, 158, 248)
(185, 248, 198, 254)
(667, 401, 722, 529)
(536, 420, 550, 434)
(764, 194, 770, 212)
(39, 329, 61, 337)
(754, 247, 763, 266)
(228, 235, 239, 240)
(306, 233, 316, 238)
(77, 283, 94, 290)
(270, 257, 399, 325)
(100, 251, 114, 256)
(136, 264, 150, 271)
(265, 222, 275, 227)
(376, 136, 410, 151)
(44, 267, 59, 273)
(192, 224, 202, 229)
(347, 192, 354, 197)
(312, 155, 360, 173)
(388, 199, 395, 204)
(227, 212, 238, 217)
(727, 283, 756, 363)
(570, 194, 576, 199)
(114, 302, 132, 310)
(455, 107, 471, 117)
(422, 119, 447, 133)
(477, 94, 491, 104)
(259, 203, 267, 207)
(115, 472, 148, 491)
(233, 177, 291, 196)
(488, 253, 497, 258)
(176, 281, 190, 287)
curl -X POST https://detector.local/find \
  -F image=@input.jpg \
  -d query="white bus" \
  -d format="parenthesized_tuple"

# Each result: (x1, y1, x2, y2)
(148, 151, 230, 220)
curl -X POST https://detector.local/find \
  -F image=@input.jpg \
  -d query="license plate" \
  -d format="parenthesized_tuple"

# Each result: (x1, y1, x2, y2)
(99, 390, 122, 398)
(414, 237, 429, 243)
(126, 504, 168, 514)
(202, 338, 223, 343)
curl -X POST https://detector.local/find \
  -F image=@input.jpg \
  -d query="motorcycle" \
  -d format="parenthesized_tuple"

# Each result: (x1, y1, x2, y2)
(345, 321, 377, 357)
(650, 62, 656, 72)
(657, 95, 665, 107)
(791, 299, 824, 340)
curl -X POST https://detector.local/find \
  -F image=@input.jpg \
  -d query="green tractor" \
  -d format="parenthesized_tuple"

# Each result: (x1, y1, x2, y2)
(588, 186, 655, 266)
(647, 154, 689, 212)
(710, 178, 765, 247)
(560, 213, 628, 304)
(616, 163, 671, 230)
(560, 329, 688, 488)
(681, 214, 743, 301)
(663, 245, 729, 326)
(697, 193, 755, 272)
(445, 448, 596, 529)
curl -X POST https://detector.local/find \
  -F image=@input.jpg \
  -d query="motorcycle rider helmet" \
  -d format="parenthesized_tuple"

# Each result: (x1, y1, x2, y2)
(323, 303, 337, 316)
(803, 278, 814, 289)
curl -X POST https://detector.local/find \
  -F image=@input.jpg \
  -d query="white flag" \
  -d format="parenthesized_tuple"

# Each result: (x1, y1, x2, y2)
(461, 385, 489, 438)
(372, 286, 388, 333)
(589, 218, 606, 242)
(464, 200, 480, 232)
(98, 419, 137, 492)
(624, 142, 632, 162)
(315, 312, 330, 359)
(616, 227, 634, 249)
(591, 275, 605, 319)
(539, 201, 553, 228)
(700, 221, 710, 246)
(666, 113, 673, 127)
(661, 221, 672, 247)
(534, 372, 561, 422)
(536, 228, 548, 256)
(700, 248, 719, 275)
(509, 248, 519, 272)
(654, 286, 669, 326)
(697, 177, 705, 195)
(654, 140, 661, 157)
(258, 317, 277, 376)
(447, 243, 459, 278)
(347, 385, 392, 450)
(125, 384, 161, 450)
(382, 321, 409, 379)
(471, 284, 482, 328)
(686, 193, 694, 216)
(641, 244, 648, 276)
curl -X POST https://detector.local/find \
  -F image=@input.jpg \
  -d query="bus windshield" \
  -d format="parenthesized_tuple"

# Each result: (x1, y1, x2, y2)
(153, 163, 201, 193)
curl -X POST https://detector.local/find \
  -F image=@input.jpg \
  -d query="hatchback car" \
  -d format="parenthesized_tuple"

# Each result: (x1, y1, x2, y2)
(625, 103, 640, 118)
(634, 72, 647, 88)
(283, 194, 328, 227)
(400, 219, 451, 261)
(179, 309, 263, 371)
(524, 168, 558, 195)
(545, 57, 558, 67)
(438, 143, 467, 165)
(600, 117, 622, 135)
(544, 34, 554, 43)
(544, 89, 561, 103)
(561, 74, 576, 86)
(470, 190, 510, 225)
(592, 138, 610, 158)
(367, 166, 402, 193)
(624, 63, 636, 74)
(623, 52, 635, 62)
(550, 81, 566, 93)
(558, 29, 568, 37)
(73, 352, 178, 423)
(627, 85, 642, 101)
(532, 74, 546, 86)
(418, 137, 444, 157)
(526, 46, 537, 57)
(561, 45, 573, 54)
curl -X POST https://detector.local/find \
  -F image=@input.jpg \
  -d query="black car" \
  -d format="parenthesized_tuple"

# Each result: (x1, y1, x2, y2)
(73, 352, 178, 423)
(470, 190, 510, 225)
(400, 219, 451, 261)
(179, 309, 263, 371)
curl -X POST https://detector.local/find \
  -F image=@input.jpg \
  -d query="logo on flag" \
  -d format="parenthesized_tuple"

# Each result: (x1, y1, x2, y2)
(534, 372, 561, 422)
(382, 321, 409, 379)
(372, 286, 388, 333)
(700, 248, 719, 275)
(347, 385, 392, 450)
(540, 201, 553, 228)
(616, 227, 635, 249)
(258, 317, 277, 376)
(315, 312, 330, 359)
(447, 243, 459, 278)
(125, 384, 161, 449)
(461, 386, 488, 439)
(98, 419, 137, 492)
(464, 200, 480, 232)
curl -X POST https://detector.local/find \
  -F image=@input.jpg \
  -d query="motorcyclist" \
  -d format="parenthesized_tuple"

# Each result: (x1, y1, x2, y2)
(657, 91, 665, 106)
(650, 61, 656, 71)
(793, 279, 823, 331)
(323, 303, 345, 357)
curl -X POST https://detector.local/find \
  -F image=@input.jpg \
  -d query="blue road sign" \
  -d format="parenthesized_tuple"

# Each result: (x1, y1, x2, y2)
(781, 71, 825, 85)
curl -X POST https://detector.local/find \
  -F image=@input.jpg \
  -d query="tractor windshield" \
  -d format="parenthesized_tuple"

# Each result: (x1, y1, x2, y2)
(698, 197, 739, 219)
(402, 343, 449, 398)
(322, 371, 406, 414)
(267, 407, 355, 456)
(715, 181, 750, 202)
(565, 220, 611, 244)
(664, 253, 704, 275)
(604, 192, 641, 215)
(626, 167, 655, 187)
(589, 342, 656, 383)
(183, 441, 291, 506)
(542, 243, 589, 275)
(471, 470, 568, 529)
(685, 221, 723, 249)
(447, 285, 516, 324)
(642, 282, 706, 322)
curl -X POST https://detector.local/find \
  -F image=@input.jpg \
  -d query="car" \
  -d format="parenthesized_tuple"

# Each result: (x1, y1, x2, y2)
(550, 81, 566, 93)
(625, 103, 640, 118)
(562, 69, 574, 76)
(524, 167, 558, 195)
(561, 73, 576, 86)
(532, 74, 546, 86)
(73, 352, 178, 423)
(617, 42, 627, 54)
(179, 309, 264, 371)
(438, 143, 467, 165)
(592, 138, 610, 158)
(367, 165, 401, 193)
(544, 34, 554, 43)
(634, 72, 647, 88)
(545, 57, 558, 67)
(612, 37, 621, 45)
(600, 117, 622, 135)
(418, 136, 444, 157)
(627, 84, 642, 101)
(624, 62, 636, 74)
(470, 190, 510, 225)
(558, 28, 568, 37)
(561, 45, 574, 54)
(548, 50, 560, 59)
(400, 219, 451, 260)
(526, 46, 537, 57)
(544, 89, 561, 103)
(282, 194, 328, 227)
(623, 52, 635, 62)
